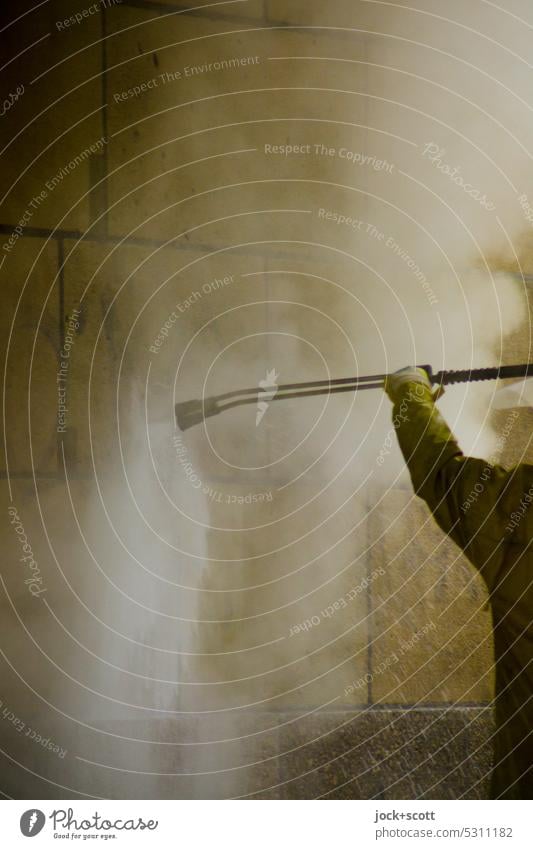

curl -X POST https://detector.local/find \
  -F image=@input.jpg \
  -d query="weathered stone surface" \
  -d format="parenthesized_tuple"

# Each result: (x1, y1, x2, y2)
(277, 707, 493, 799)
(0, 707, 492, 799)
(188, 482, 369, 711)
(0, 477, 188, 723)
(0, 2, 104, 232)
(266, 0, 361, 24)
(106, 6, 368, 244)
(141, 0, 266, 17)
(61, 237, 269, 473)
(0, 238, 59, 475)
(367, 490, 494, 705)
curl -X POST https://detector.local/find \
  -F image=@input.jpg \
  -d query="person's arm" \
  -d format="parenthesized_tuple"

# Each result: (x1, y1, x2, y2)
(385, 369, 518, 590)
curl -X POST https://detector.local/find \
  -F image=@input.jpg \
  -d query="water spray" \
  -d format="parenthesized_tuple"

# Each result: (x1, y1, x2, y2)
(175, 363, 533, 431)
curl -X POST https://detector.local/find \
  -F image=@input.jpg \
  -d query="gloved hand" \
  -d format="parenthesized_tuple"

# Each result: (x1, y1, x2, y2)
(383, 366, 432, 403)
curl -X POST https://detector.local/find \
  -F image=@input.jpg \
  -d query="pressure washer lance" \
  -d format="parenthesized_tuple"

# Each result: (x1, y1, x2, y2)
(175, 363, 533, 431)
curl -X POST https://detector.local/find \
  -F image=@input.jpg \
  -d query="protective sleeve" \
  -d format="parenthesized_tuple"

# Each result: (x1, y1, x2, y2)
(390, 380, 520, 590)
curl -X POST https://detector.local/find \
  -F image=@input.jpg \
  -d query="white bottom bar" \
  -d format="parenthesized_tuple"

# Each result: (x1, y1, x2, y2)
(1, 799, 530, 848)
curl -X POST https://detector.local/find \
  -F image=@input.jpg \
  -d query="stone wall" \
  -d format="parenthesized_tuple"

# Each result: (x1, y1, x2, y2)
(1, 0, 530, 799)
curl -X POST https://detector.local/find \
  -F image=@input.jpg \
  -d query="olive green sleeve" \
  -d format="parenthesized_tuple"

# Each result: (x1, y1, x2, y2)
(390, 381, 515, 590)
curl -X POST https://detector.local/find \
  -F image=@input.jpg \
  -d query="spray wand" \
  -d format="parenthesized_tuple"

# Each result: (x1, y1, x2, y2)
(175, 363, 533, 431)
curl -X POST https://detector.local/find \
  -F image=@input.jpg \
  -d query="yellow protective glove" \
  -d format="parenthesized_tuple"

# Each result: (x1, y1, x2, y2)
(383, 366, 433, 403)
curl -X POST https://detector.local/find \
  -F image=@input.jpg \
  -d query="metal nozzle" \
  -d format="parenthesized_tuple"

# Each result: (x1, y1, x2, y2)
(175, 396, 220, 431)
(174, 362, 533, 432)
